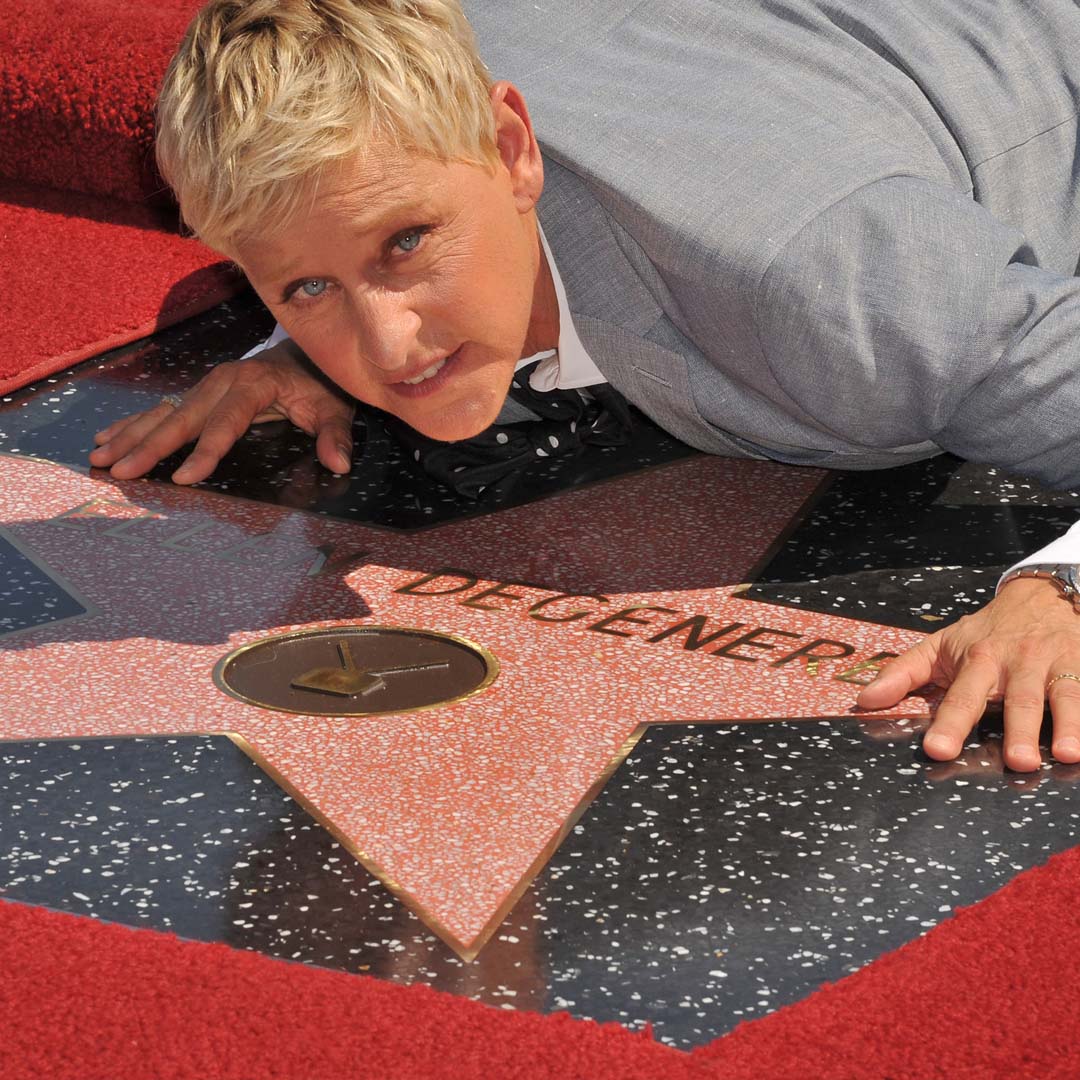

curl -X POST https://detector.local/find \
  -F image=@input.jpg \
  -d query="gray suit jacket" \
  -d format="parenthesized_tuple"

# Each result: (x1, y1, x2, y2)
(464, 0, 1080, 486)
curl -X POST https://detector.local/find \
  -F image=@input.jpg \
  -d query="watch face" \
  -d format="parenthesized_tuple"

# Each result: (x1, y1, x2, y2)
(213, 626, 499, 716)
(1064, 565, 1080, 594)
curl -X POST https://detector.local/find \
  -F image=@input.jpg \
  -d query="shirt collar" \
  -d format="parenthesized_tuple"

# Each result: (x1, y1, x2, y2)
(515, 223, 607, 391)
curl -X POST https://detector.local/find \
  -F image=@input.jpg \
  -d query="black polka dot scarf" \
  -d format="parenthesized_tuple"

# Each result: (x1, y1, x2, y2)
(386, 359, 634, 498)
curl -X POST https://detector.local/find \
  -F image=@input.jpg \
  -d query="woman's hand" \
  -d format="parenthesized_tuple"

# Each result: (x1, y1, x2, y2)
(89, 340, 356, 484)
(857, 577, 1080, 772)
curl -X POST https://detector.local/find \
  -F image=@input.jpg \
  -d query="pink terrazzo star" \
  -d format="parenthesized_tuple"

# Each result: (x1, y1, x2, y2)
(0, 453, 930, 956)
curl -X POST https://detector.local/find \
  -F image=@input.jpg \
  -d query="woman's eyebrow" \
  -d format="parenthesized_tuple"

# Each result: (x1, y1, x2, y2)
(340, 186, 433, 234)
(270, 199, 433, 282)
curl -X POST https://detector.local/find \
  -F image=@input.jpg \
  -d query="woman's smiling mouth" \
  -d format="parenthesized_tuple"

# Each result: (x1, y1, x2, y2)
(391, 347, 462, 397)
(402, 355, 449, 385)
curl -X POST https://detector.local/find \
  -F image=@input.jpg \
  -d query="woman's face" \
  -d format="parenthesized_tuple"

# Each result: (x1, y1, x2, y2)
(234, 85, 556, 443)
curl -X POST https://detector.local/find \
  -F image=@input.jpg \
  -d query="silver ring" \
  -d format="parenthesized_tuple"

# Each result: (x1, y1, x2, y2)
(1046, 672, 1080, 692)
(160, 394, 184, 410)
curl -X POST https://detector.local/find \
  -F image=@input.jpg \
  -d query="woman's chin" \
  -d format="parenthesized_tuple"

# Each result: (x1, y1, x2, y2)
(403, 390, 507, 440)
(403, 401, 502, 443)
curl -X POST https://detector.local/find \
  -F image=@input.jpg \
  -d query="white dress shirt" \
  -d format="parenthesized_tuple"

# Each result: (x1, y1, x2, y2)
(515, 224, 607, 388)
(1000, 523, 1080, 590)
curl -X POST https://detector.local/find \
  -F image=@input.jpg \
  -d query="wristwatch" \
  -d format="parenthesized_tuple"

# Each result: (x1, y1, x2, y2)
(998, 563, 1080, 612)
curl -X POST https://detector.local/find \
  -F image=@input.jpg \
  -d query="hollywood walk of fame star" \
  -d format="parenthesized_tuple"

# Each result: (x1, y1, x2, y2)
(0, 452, 930, 957)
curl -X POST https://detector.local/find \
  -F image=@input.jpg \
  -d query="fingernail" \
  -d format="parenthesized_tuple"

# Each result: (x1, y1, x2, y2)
(1011, 746, 1042, 770)
(923, 733, 954, 757)
(1057, 737, 1080, 757)
(335, 447, 352, 472)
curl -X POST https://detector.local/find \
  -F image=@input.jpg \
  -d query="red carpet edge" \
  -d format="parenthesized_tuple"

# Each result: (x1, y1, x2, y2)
(2, 842, 1079, 1079)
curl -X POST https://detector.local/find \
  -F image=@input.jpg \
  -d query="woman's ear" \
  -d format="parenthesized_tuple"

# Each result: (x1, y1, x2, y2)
(489, 80, 544, 212)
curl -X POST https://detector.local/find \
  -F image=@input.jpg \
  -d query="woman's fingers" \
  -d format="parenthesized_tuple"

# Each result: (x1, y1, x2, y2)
(109, 399, 218, 480)
(90, 366, 281, 483)
(168, 382, 279, 484)
(1047, 675, 1080, 764)
(89, 344, 357, 484)
(857, 582, 1080, 770)
(919, 650, 999, 761)
(1001, 666, 1050, 772)
(92, 411, 147, 446)
(856, 636, 939, 710)
(311, 400, 357, 475)
(89, 401, 182, 471)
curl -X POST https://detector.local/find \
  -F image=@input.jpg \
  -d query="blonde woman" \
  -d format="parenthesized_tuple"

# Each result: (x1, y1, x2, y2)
(91, 0, 1080, 769)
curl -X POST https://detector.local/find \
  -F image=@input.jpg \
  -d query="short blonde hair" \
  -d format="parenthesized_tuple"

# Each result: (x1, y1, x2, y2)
(155, 0, 496, 253)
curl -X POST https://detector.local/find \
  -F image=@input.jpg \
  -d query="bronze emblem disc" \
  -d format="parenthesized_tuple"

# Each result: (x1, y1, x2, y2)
(213, 625, 499, 716)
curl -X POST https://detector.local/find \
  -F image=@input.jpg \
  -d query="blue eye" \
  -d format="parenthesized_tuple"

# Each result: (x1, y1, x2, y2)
(395, 230, 423, 253)
(300, 278, 327, 297)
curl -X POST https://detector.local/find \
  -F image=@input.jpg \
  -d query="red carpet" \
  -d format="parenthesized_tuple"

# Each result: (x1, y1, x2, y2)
(2, 2, 1079, 1072)
(0, 0, 242, 395)
(694, 841, 1080, 1079)
(2, 844, 1079, 1079)
(0, 898, 706, 1080)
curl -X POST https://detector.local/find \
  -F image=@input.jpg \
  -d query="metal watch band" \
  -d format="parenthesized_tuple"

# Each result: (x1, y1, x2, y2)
(998, 563, 1080, 612)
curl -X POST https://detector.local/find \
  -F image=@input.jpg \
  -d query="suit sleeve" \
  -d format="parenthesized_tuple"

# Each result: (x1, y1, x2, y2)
(754, 175, 1080, 488)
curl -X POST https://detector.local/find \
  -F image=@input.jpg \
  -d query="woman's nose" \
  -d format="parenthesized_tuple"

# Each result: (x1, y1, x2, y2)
(351, 290, 421, 373)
